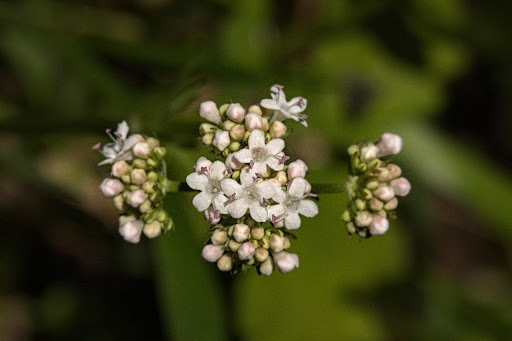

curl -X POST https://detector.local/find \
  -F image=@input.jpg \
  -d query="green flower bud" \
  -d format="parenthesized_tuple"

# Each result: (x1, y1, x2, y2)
(357, 229, 369, 238)
(229, 141, 241, 152)
(232, 170, 240, 181)
(133, 159, 147, 169)
(139, 200, 152, 213)
(157, 210, 168, 222)
(121, 174, 131, 184)
(366, 181, 380, 190)
(250, 226, 265, 240)
(142, 181, 156, 193)
(219, 103, 229, 117)
(131, 169, 147, 185)
(217, 254, 233, 272)
(243, 131, 251, 143)
(347, 145, 359, 156)
(261, 117, 269, 132)
(145, 137, 160, 149)
(355, 199, 366, 211)
(153, 147, 166, 159)
(346, 222, 356, 234)
(254, 247, 269, 262)
(147, 158, 158, 168)
(362, 188, 373, 200)
(113, 194, 126, 211)
(143, 221, 162, 238)
(341, 209, 352, 222)
(228, 239, 241, 252)
(369, 198, 384, 211)
(283, 237, 291, 249)
(275, 171, 288, 186)
(212, 230, 228, 245)
(248, 105, 262, 116)
(229, 124, 246, 141)
(147, 171, 158, 182)
(202, 133, 214, 146)
(223, 120, 236, 131)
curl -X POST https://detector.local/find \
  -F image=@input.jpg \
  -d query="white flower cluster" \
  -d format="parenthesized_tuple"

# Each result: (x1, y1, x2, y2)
(94, 121, 173, 243)
(188, 85, 318, 275)
(342, 133, 411, 238)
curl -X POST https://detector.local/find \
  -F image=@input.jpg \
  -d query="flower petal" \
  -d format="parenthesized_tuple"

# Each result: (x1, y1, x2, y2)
(249, 202, 268, 222)
(265, 138, 285, 155)
(266, 157, 284, 171)
(234, 149, 252, 164)
(267, 204, 285, 219)
(186, 173, 208, 191)
(248, 129, 265, 149)
(192, 191, 212, 212)
(228, 199, 248, 218)
(213, 194, 229, 214)
(260, 99, 280, 110)
(116, 121, 129, 139)
(122, 135, 140, 152)
(288, 178, 307, 198)
(239, 169, 256, 186)
(285, 213, 302, 230)
(298, 199, 318, 217)
(256, 181, 276, 199)
(272, 188, 286, 203)
(221, 178, 242, 197)
(252, 161, 267, 175)
(209, 161, 227, 181)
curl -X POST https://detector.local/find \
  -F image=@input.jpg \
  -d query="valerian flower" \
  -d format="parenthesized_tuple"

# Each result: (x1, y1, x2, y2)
(260, 85, 308, 127)
(233, 129, 285, 175)
(267, 178, 318, 230)
(96, 121, 140, 166)
(221, 169, 276, 222)
(186, 159, 229, 215)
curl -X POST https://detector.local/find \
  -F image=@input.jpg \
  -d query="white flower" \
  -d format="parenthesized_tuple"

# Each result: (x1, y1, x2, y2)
(233, 130, 285, 175)
(186, 160, 229, 214)
(97, 121, 140, 166)
(273, 251, 299, 273)
(221, 169, 276, 222)
(267, 178, 318, 230)
(260, 85, 308, 127)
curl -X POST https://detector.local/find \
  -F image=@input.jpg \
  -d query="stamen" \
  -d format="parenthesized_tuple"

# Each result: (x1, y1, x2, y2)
(298, 98, 305, 107)
(200, 167, 208, 174)
(307, 193, 318, 198)
(271, 214, 277, 224)
(114, 132, 122, 139)
(279, 155, 290, 164)
(226, 166, 233, 175)
(92, 142, 101, 150)
(253, 147, 262, 152)
(300, 114, 308, 120)
(214, 209, 221, 219)
(229, 193, 236, 201)
(263, 198, 270, 205)
(255, 173, 263, 179)
(105, 128, 116, 142)
(250, 160, 254, 169)
(273, 84, 284, 90)
(286, 180, 293, 187)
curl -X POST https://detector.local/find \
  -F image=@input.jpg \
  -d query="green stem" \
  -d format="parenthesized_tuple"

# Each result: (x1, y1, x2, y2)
(164, 181, 346, 194)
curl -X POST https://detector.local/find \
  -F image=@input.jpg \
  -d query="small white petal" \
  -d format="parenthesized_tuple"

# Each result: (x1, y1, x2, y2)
(239, 169, 256, 186)
(272, 189, 287, 203)
(251, 161, 267, 175)
(116, 121, 130, 139)
(265, 157, 284, 171)
(233, 149, 252, 164)
(260, 99, 281, 110)
(265, 138, 285, 155)
(213, 194, 229, 214)
(298, 199, 318, 218)
(192, 191, 212, 212)
(228, 199, 249, 218)
(249, 202, 268, 222)
(248, 129, 265, 149)
(288, 178, 307, 198)
(285, 213, 302, 230)
(267, 204, 285, 220)
(256, 181, 276, 199)
(221, 178, 243, 197)
(186, 173, 208, 191)
(209, 161, 227, 181)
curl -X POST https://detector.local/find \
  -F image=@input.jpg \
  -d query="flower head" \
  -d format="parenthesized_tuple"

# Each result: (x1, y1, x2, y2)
(97, 121, 140, 166)
(260, 85, 308, 127)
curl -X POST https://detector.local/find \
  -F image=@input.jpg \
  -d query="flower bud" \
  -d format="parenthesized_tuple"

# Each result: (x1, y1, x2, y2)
(126, 189, 148, 208)
(373, 186, 395, 202)
(248, 105, 262, 116)
(354, 211, 373, 227)
(219, 103, 229, 116)
(200, 101, 221, 125)
(369, 198, 384, 211)
(355, 199, 366, 211)
(366, 180, 380, 190)
(226, 103, 245, 123)
(143, 221, 162, 238)
(369, 215, 389, 235)
(202, 244, 224, 262)
(202, 133, 214, 146)
(384, 197, 398, 210)
(111, 160, 129, 178)
(244, 113, 263, 131)
(217, 254, 233, 272)
(113, 194, 126, 211)
(360, 144, 379, 161)
(259, 258, 273, 276)
(283, 237, 291, 249)
(347, 145, 359, 156)
(229, 124, 246, 141)
(275, 171, 288, 185)
(390, 177, 411, 197)
(346, 222, 356, 234)
(250, 226, 265, 240)
(387, 164, 402, 179)
(199, 123, 217, 136)
(139, 200, 152, 213)
(212, 130, 230, 151)
(287, 159, 308, 180)
(130, 169, 147, 185)
(261, 117, 269, 131)
(99, 178, 125, 198)
(233, 224, 250, 242)
(223, 120, 236, 131)
(269, 234, 285, 253)
(237, 242, 255, 260)
(228, 239, 241, 252)
(273, 219, 285, 228)
(204, 206, 221, 225)
(229, 141, 241, 152)
(376, 133, 403, 157)
(269, 121, 287, 138)
(341, 209, 352, 222)
(375, 167, 391, 183)
(119, 219, 144, 243)
(273, 252, 299, 273)
(254, 247, 269, 262)
(268, 178, 281, 187)
(133, 142, 151, 159)
(146, 137, 159, 148)
(212, 229, 228, 245)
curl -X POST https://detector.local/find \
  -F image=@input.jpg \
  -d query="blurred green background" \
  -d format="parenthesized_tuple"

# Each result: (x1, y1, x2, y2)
(1, 0, 512, 340)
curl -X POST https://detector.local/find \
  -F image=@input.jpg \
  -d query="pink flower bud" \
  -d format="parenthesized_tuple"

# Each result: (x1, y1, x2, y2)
(194, 157, 212, 173)
(390, 177, 411, 196)
(287, 159, 308, 180)
(133, 142, 151, 159)
(387, 164, 402, 179)
(269, 121, 287, 138)
(111, 160, 129, 177)
(360, 144, 379, 161)
(126, 189, 148, 208)
(226, 103, 245, 123)
(269, 234, 285, 252)
(225, 153, 244, 170)
(99, 178, 125, 198)
(376, 133, 403, 157)
(369, 215, 389, 235)
(200, 101, 221, 125)
(202, 244, 224, 262)
(119, 219, 144, 243)
(233, 224, 250, 242)
(244, 113, 263, 131)
(212, 130, 230, 151)
(237, 242, 255, 260)
(373, 186, 395, 202)
(273, 251, 299, 273)
(259, 258, 273, 276)
(130, 169, 147, 185)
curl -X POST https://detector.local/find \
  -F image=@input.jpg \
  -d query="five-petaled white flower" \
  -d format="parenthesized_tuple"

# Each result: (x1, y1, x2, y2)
(260, 85, 308, 127)
(233, 129, 286, 175)
(186, 160, 229, 215)
(96, 121, 140, 166)
(267, 178, 318, 230)
(221, 169, 276, 222)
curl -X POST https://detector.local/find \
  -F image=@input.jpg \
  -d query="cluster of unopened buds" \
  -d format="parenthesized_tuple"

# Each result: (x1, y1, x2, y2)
(188, 85, 318, 275)
(342, 133, 411, 238)
(94, 121, 173, 243)
(94, 85, 411, 276)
